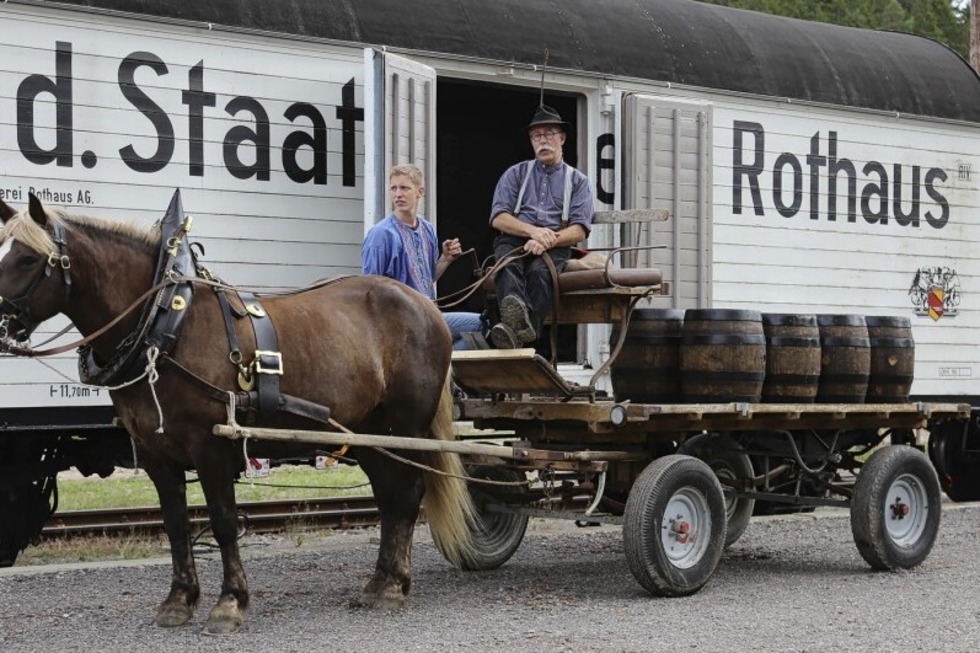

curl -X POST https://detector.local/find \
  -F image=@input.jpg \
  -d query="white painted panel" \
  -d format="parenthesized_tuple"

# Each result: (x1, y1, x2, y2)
(0, 4, 367, 408)
(711, 102, 980, 397)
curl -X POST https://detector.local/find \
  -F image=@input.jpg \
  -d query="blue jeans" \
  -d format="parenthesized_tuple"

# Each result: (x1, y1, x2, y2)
(444, 312, 485, 350)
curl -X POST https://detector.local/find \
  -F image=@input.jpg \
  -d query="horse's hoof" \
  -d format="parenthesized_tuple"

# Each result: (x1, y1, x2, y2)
(203, 597, 245, 635)
(358, 589, 406, 610)
(154, 603, 194, 628)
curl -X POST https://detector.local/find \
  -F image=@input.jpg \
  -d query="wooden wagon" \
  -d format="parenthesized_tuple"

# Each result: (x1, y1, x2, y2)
(214, 209, 969, 596)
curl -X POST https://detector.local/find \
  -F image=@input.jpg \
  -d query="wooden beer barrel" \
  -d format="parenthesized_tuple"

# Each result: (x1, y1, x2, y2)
(761, 313, 821, 403)
(680, 309, 766, 403)
(610, 308, 684, 403)
(816, 314, 870, 403)
(865, 316, 915, 403)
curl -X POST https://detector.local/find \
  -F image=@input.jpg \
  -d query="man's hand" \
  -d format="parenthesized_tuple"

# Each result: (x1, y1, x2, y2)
(523, 239, 547, 255)
(441, 238, 463, 260)
(527, 226, 558, 249)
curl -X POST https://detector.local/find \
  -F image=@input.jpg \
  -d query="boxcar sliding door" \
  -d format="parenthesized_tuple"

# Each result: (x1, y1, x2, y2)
(364, 49, 437, 231)
(623, 95, 712, 309)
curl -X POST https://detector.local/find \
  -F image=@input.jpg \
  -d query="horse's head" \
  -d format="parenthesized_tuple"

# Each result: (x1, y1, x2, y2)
(0, 193, 72, 341)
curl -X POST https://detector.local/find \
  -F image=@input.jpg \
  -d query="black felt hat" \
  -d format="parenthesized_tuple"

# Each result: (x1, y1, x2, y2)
(527, 104, 569, 131)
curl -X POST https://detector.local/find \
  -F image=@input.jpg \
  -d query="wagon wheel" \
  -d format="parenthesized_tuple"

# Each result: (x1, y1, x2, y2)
(928, 421, 980, 502)
(850, 446, 942, 570)
(450, 465, 529, 571)
(677, 433, 754, 547)
(623, 455, 727, 597)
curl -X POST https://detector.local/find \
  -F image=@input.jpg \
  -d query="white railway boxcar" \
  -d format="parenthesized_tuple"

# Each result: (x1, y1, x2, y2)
(1, 0, 978, 564)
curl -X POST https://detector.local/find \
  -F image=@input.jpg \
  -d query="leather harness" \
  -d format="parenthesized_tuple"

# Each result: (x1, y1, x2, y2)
(77, 189, 331, 425)
(79, 190, 196, 386)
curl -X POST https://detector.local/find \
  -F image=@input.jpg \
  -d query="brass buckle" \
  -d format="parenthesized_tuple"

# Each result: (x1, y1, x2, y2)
(254, 350, 283, 375)
(47, 252, 70, 269)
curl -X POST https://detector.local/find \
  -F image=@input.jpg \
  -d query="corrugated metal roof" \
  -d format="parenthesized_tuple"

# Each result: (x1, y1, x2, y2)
(32, 0, 980, 122)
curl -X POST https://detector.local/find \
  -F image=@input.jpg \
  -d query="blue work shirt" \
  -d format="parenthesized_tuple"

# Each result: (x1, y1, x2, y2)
(362, 214, 439, 300)
(489, 160, 594, 234)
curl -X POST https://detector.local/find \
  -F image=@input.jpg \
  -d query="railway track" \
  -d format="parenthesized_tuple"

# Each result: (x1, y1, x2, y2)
(41, 495, 380, 539)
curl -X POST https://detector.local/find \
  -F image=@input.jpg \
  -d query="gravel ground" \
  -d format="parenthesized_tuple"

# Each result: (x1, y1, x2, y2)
(2, 504, 979, 652)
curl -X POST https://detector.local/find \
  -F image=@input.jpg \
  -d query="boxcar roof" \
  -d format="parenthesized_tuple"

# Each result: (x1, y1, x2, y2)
(32, 0, 980, 123)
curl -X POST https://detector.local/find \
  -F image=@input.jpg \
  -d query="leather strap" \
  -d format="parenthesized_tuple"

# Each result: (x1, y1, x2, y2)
(214, 287, 246, 368)
(164, 355, 331, 424)
(542, 253, 562, 366)
(237, 291, 282, 416)
(513, 160, 573, 228)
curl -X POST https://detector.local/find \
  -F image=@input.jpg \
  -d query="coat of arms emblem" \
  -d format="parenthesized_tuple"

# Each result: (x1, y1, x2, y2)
(909, 267, 960, 320)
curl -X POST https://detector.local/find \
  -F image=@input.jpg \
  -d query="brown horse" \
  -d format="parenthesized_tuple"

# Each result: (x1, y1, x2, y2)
(0, 193, 475, 633)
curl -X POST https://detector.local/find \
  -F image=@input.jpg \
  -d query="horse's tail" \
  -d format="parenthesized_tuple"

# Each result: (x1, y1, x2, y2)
(421, 373, 477, 567)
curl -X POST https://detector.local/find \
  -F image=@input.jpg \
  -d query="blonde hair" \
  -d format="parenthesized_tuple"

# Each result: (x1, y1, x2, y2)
(0, 207, 158, 256)
(389, 164, 424, 188)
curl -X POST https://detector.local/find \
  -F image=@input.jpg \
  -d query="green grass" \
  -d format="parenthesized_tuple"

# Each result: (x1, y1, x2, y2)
(20, 533, 172, 565)
(56, 464, 372, 511)
(12, 464, 373, 566)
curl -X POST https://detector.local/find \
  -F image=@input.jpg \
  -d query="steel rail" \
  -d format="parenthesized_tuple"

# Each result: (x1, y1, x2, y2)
(40, 495, 380, 539)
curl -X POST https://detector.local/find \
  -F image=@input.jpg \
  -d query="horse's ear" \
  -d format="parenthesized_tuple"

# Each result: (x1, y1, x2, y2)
(27, 192, 49, 227)
(0, 199, 16, 224)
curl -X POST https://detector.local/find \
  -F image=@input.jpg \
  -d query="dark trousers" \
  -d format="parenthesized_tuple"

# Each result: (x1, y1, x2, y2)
(492, 233, 571, 336)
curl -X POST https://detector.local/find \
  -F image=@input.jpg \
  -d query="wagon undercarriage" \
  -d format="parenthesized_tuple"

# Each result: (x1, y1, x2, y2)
(214, 389, 968, 598)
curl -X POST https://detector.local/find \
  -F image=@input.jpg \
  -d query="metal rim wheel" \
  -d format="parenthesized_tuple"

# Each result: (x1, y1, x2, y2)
(850, 445, 942, 571)
(678, 433, 755, 547)
(455, 465, 529, 571)
(623, 455, 727, 597)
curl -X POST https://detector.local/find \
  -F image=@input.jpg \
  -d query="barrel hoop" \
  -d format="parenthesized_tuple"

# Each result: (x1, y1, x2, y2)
(763, 314, 818, 326)
(682, 370, 766, 382)
(633, 309, 686, 320)
(685, 309, 761, 321)
(869, 375, 915, 383)
(869, 338, 914, 347)
(817, 315, 867, 327)
(865, 316, 911, 328)
(765, 373, 820, 384)
(820, 337, 870, 347)
(683, 334, 767, 346)
(766, 336, 820, 347)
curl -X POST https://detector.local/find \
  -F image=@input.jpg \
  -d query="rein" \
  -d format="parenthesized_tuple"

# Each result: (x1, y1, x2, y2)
(0, 274, 239, 359)
(437, 244, 564, 365)
(0, 262, 355, 359)
(435, 247, 530, 309)
(0, 277, 174, 357)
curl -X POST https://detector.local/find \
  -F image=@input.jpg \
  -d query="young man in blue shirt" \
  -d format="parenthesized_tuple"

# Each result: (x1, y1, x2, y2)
(362, 164, 484, 350)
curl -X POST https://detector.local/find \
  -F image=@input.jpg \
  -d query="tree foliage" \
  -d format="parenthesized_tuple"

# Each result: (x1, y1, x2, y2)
(696, 0, 970, 57)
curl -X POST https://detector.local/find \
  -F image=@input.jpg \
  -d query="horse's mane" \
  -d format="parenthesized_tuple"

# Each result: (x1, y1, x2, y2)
(1, 207, 160, 255)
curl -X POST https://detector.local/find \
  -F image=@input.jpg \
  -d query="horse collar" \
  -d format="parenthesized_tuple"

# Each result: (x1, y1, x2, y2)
(78, 191, 197, 387)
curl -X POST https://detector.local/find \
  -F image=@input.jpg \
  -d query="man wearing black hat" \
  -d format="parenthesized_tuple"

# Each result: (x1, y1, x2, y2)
(487, 104, 595, 349)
